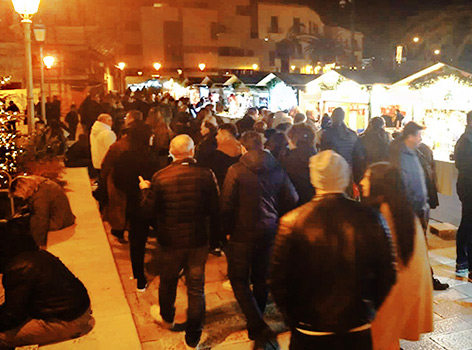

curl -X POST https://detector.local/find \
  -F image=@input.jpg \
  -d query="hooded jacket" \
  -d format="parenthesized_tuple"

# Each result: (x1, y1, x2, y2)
(90, 121, 117, 169)
(281, 143, 317, 205)
(271, 194, 396, 333)
(221, 150, 299, 242)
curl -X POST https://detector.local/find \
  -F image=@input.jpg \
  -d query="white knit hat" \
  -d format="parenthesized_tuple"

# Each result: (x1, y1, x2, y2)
(309, 150, 350, 193)
(273, 111, 293, 128)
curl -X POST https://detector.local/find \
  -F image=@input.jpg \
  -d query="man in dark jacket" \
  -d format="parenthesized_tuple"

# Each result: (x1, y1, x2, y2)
(271, 150, 396, 350)
(455, 111, 472, 276)
(320, 107, 360, 168)
(221, 131, 298, 350)
(65, 104, 79, 141)
(236, 107, 258, 135)
(139, 134, 219, 350)
(281, 124, 317, 205)
(390, 121, 448, 290)
(206, 123, 242, 188)
(0, 219, 92, 348)
(356, 117, 392, 182)
(417, 142, 439, 210)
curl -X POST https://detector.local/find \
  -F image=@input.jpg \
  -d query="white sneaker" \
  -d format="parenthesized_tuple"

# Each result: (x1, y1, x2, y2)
(150, 304, 174, 330)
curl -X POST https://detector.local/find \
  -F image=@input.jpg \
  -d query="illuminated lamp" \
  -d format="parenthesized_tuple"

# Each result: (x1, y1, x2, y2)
(43, 55, 55, 69)
(198, 63, 206, 71)
(153, 62, 162, 71)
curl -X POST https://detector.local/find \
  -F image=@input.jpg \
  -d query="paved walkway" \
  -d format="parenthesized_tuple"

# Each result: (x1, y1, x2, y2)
(104, 219, 472, 350)
(5, 166, 471, 350)
(42, 168, 141, 349)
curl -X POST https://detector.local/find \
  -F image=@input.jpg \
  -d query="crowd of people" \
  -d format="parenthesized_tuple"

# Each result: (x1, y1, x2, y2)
(3, 89, 472, 350)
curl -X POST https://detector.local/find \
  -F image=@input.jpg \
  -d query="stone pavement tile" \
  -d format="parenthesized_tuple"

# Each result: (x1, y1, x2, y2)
(434, 300, 472, 319)
(400, 337, 446, 350)
(454, 283, 472, 298)
(431, 329, 472, 350)
(429, 317, 472, 336)
(206, 281, 225, 293)
(207, 292, 225, 309)
(438, 276, 469, 288)
(42, 313, 142, 350)
(430, 247, 457, 259)
(434, 289, 470, 303)
(217, 289, 237, 301)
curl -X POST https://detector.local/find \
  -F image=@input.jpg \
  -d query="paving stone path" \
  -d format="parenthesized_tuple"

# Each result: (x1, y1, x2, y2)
(105, 222, 472, 350)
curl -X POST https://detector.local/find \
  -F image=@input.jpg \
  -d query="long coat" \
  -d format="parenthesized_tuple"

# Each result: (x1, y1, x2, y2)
(371, 205, 433, 350)
(101, 138, 129, 231)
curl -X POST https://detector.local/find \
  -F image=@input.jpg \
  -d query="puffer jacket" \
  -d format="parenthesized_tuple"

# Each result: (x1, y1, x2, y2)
(320, 123, 360, 167)
(271, 194, 396, 333)
(280, 143, 317, 205)
(0, 249, 90, 331)
(141, 158, 219, 248)
(221, 150, 299, 242)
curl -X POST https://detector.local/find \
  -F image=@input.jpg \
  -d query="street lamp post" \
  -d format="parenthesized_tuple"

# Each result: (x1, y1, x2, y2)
(340, 0, 356, 67)
(33, 24, 45, 123)
(11, 0, 41, 134)
(116, 62, 126, 93)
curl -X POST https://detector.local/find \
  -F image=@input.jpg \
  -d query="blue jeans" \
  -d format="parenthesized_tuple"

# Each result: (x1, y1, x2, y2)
(158, 245, 208, 346)
(226, 239, 273, 340)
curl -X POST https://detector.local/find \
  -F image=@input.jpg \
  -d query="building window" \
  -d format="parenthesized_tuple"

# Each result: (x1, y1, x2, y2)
(218, 47, 245, 57)
(124, 44, 143, 56)
(236, 5, 250, 16)
(269, 51, 276, 66)
(270, 16, 279, 33)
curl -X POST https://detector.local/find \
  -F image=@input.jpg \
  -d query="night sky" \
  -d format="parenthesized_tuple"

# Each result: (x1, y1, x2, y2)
(285, 0, 472, 59)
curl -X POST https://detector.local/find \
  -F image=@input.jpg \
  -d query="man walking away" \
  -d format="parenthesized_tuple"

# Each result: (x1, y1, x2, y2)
(140, 135, 219, 350)
(271, 150, 396, 350)
(222, 131, 298, 350)
(390, 121, 449, 290)
(90, 113, 116, 172)
(455, 111, 472, 277)
(65, 104, 79, 141)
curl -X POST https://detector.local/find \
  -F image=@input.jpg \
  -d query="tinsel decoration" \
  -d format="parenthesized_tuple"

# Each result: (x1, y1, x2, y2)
(0, 113, 23, 175)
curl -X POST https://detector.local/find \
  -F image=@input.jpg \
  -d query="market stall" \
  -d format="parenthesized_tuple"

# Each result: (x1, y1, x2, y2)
(391, 63, 472, 197)
(391, 63, 472, 159)
(257, 73, 316, 114)
(304, 70, 370, 132)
